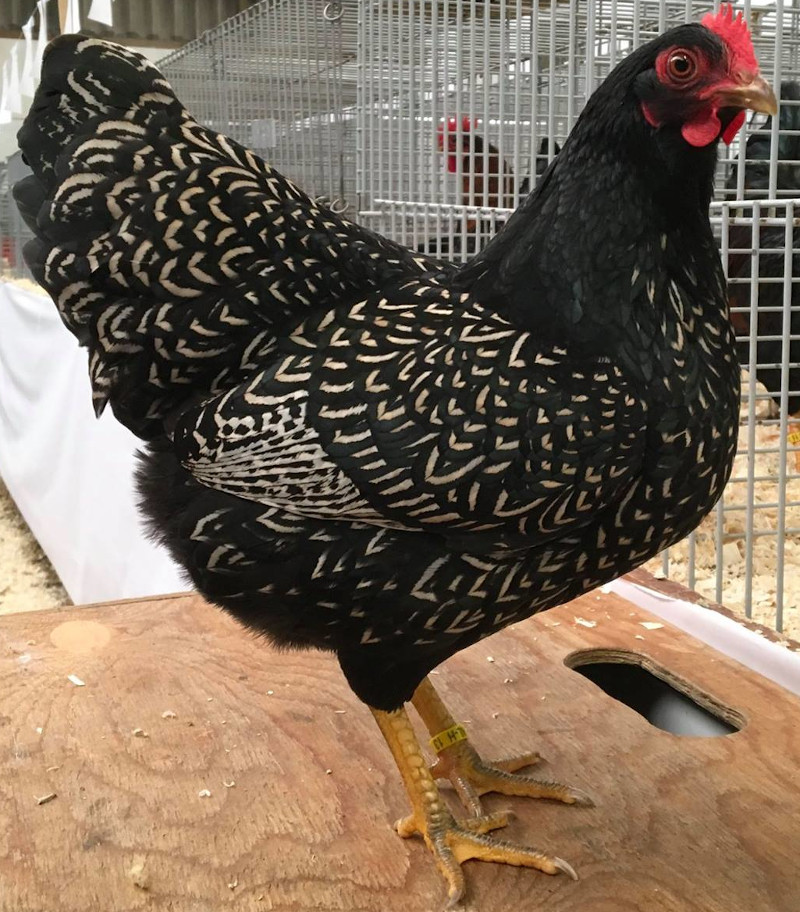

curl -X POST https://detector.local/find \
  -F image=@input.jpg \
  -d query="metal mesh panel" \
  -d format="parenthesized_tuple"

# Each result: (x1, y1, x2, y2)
(0, 152, 31, 280)
(680, 197, 800, 638)
(0, 160, 13, 276)
(356, 1, 798, 252)
(158, 0, 358, 214)
(356, 0, 800, 638)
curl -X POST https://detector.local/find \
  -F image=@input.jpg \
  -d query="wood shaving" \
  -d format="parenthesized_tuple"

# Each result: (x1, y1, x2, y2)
(132, 728, 149, 738)
(67, 674, 85, 687)
(639, 622, 664, 630)
(128, 856, 148, 890)
(228, 877, 239, 890)
(722, 541, 743, 566)
(198, 789, 212, 798)
(161, 710, 177, 719)
(223, 779, 235, 788)
(486, 656, 495, 662)
(574, 617, 597, 628)
(36, 793, 57, 805)
(0, 479, 69, 615)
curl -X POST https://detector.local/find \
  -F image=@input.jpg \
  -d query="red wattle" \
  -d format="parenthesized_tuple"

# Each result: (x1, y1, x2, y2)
(681, 109, 722, 147)
(722, 110, 746, 145)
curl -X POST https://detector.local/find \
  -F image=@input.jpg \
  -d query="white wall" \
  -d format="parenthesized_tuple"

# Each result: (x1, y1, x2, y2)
(0, 37, 169, 161)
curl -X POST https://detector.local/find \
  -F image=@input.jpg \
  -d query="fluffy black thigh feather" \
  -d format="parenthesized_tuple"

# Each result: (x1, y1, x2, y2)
(136, 443, 482, 710)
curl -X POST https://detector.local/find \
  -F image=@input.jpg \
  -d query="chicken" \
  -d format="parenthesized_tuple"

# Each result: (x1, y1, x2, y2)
(14, 8, 775, 904)
(727, 80, 800, 196)
(438, 116, 517, 210)
(420, 119, 559, 258)
(725, 81, 800, 415)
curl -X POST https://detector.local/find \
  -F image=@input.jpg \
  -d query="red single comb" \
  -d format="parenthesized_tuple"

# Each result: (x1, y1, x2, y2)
(701, 3, 758, 73)
(437, 116, 475, 135)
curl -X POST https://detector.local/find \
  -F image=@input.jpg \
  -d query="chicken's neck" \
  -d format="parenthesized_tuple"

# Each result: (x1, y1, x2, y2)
(453, 120, 729, 388)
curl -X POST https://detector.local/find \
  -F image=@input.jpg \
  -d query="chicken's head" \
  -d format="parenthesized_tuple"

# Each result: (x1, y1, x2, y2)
(437, 116, 476, 172)
(636, 3, 776, 147)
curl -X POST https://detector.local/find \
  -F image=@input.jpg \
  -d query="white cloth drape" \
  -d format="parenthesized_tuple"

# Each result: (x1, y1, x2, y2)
(0, 281, 185, 604)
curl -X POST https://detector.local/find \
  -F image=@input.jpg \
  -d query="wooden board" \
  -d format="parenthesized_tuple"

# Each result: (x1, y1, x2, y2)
(1, 588, 799, 912)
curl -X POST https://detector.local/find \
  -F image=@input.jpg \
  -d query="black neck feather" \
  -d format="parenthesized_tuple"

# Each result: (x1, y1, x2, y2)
(453, 29, 724, 359)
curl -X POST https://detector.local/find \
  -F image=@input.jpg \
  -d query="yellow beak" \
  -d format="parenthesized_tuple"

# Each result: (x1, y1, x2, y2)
(716, 75, 778, 116)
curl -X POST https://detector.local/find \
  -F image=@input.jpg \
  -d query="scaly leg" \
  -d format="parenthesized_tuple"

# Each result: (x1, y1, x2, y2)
(372, 706, 576, 906)
(411, 677, 593, 816)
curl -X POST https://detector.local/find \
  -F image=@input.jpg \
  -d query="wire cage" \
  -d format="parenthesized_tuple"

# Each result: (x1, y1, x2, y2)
(2, 0, 800, 638)
(357, 0, 800, 640)
(356, 1, 800, 247)
(0, 152, 31, 279)
(158, 0, 359, 215)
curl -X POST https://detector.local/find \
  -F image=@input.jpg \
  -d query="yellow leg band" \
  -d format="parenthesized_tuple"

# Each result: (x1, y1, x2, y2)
(430, 723, 468, 753)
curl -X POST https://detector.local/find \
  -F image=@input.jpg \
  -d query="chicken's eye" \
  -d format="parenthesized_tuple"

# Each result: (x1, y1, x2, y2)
(667, 50, 697, 82)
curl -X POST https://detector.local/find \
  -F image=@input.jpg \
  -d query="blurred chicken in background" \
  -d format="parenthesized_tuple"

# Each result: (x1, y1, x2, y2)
(725, 82, 800, 466)
(419, 117, 558, 258)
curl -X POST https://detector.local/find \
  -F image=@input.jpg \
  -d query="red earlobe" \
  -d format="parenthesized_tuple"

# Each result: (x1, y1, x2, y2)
(641, 102, 660, 128)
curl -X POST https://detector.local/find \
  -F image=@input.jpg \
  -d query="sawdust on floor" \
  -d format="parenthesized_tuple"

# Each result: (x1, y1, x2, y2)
(645, 378, 800, 643)
(0, 478, 70, 616)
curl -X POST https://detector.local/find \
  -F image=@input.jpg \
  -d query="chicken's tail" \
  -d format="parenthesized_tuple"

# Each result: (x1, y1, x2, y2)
(14, 37, 428, 440)
(12, 36, 202, 437)
(16, 35, 180, 198)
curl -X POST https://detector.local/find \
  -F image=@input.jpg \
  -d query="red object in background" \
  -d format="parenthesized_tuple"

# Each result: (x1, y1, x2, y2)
(1, 237, 16, 267)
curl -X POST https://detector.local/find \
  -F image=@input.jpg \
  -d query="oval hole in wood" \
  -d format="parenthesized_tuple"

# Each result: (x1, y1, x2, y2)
(564, 648, 746, 737)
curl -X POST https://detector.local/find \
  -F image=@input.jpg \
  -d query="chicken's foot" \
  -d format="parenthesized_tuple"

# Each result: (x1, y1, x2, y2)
(371, 705, 576, 906)
(412, 677, 593, 817)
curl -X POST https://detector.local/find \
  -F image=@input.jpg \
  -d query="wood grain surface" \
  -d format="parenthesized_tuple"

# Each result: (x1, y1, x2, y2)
(1, 588, 799, 912)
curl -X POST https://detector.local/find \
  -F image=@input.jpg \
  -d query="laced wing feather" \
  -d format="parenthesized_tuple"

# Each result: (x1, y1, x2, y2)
(174, 287, 647, 541)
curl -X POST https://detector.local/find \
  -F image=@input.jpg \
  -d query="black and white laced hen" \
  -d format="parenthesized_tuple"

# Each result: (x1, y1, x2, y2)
(14, 6, 775, 904)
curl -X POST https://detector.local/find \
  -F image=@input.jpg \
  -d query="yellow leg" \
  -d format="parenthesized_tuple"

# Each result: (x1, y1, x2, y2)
(372, 706, 576, 906)
(411, 677, 593, 817)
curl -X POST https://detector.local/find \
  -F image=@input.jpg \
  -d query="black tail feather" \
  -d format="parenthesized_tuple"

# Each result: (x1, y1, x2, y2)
(12, 174, 46, 232)
(17, 34, 179, 190)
